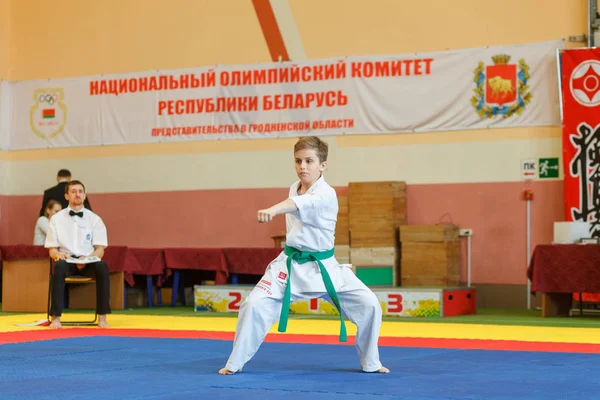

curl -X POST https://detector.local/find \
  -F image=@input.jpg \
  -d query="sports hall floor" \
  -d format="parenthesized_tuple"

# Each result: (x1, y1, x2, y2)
(1, 306, 599, 400)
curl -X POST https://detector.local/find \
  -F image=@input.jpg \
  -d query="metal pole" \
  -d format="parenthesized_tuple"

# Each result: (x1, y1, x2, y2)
(467, 235, 472, 288)
(527, 198, 531, 310)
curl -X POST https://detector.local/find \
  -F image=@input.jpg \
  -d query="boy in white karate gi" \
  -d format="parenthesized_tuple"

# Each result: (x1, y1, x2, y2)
(219, 136, 389, 375)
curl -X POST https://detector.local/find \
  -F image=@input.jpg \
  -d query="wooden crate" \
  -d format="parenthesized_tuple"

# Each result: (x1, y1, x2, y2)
(350, 247, 398, 267)
(335, 196, 350, 245)
(400, 224, 459, 243)
(400, 241, 460, 287)
(349, 181, 407, 248)
(271, 233, 286, 248)
(351, 247, 399, 286)
(334, 244, 351, 264)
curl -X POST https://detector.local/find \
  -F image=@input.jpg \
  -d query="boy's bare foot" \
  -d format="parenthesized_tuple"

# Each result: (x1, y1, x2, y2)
(218, 368, 234, 375)
(49, 317, 62, 329)
(377, 366, 390, 373)
(98, 315, 109, 328)
(218, 367, 241, 375)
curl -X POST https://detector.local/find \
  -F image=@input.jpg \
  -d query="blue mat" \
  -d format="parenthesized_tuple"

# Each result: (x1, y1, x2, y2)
(0, 337, 599, 399)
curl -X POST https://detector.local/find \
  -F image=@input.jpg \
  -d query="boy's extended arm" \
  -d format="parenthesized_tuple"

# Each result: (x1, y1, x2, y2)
(258, 198, 298, 223)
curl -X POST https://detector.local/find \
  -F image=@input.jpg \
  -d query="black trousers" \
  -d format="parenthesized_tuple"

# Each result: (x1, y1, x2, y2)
(50, 260, 111, 316)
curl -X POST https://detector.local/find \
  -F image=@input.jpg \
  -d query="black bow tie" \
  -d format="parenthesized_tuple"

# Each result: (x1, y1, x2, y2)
(69, 210, 84, 218)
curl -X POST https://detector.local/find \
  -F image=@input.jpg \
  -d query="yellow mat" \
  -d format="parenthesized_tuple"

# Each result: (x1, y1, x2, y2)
(2, 313, 600, 344)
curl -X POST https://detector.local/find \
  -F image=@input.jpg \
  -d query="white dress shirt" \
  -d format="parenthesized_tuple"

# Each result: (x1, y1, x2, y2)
(45, 207, 108, 256)
(286, 175, 338, 252)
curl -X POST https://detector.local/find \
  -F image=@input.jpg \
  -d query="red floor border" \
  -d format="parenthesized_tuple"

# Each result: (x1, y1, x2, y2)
(1, 328, 600, 354)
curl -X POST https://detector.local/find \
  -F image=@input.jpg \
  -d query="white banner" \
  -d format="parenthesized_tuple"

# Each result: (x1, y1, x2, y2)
(0, 81, 10, 150)
(194, 286, 442, 317)
(7, 40, 563, 150)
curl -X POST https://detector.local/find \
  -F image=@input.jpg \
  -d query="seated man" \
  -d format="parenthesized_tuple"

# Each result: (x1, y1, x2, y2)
(45, 180, 110, 329)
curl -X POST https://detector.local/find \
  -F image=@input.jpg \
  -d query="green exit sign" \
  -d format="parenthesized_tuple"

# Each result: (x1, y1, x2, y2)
(539, 158, 559, 179)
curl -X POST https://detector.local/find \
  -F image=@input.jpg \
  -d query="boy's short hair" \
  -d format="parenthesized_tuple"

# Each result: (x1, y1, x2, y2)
(294, 136, 328, 163)
(65, 180, 86, 194)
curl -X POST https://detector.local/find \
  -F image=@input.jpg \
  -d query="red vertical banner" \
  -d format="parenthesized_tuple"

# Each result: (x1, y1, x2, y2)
(561, 48, 600, 302)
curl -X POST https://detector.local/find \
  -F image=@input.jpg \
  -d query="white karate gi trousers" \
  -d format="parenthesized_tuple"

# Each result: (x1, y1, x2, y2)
(224, 253, 383, 372)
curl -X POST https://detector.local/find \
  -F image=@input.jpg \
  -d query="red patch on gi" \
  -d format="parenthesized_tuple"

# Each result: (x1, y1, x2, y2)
(278, 271, 288, 280)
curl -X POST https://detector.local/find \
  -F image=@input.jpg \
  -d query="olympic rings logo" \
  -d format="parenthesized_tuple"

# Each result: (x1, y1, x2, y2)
(38, 93, 58, 105)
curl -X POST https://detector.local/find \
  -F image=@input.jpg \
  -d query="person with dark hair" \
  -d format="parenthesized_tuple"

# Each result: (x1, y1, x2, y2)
(39, 169, 92, 217)
(45, 180, 110, 329)
(33, 199, 62, 245)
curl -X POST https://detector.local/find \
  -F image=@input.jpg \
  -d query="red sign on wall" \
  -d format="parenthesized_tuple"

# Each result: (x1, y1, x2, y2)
(561, 48, 600, 302)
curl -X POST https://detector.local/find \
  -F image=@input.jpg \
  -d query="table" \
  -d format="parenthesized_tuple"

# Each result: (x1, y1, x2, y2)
(222, 247, 282, 283)
(0, 245, 139, 312)
(527, 244, 600, 317)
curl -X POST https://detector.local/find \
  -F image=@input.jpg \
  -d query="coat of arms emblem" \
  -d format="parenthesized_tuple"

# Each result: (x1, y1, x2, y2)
(471, 54, 531, 118)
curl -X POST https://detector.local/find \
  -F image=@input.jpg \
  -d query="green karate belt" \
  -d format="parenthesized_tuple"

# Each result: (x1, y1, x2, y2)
(278, 245, 347, 342)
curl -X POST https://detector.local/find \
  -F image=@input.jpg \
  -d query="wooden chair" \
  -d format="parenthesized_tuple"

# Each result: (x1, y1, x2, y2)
(46, 259, 98, 325)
